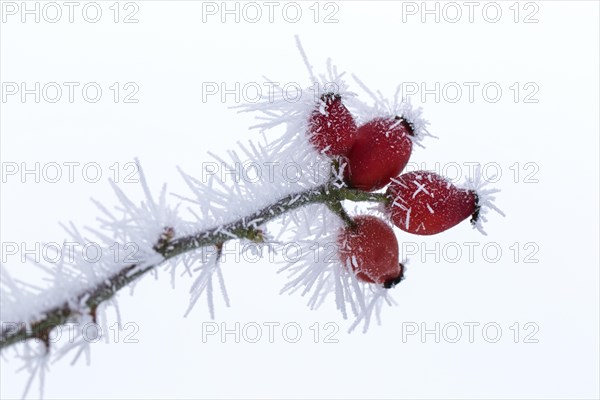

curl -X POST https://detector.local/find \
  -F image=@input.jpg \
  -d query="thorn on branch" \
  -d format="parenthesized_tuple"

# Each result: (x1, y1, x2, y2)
(246, 228, 265, 243)
(215, 242, 224, 262)
(233, 226, 265, 243)
(89, 304, 98, 324)
(31, 324, 53, 353)
(153, 226, 175, 254)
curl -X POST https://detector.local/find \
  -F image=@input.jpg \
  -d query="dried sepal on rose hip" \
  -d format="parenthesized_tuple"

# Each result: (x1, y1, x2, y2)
(386, 170, 504, 235)
(343, 115, 414, 192)
(337, 215, 405, 288)
(308, 92, 358, 156)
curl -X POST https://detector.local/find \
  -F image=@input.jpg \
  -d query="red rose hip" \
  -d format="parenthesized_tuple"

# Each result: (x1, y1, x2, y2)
(308, 93, 357, 156)
(337, 215, 404, 288)
(344, 116, 413, 191)
(386, 171, 477, 235)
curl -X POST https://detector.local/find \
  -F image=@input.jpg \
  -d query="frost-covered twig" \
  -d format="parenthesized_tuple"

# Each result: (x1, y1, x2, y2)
(0, 185, 387, 351)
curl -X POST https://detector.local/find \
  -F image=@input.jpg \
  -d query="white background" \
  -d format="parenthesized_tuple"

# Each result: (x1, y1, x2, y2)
(1, 1, 599, 399)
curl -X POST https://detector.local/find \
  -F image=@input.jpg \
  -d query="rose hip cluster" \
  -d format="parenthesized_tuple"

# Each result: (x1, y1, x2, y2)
(308, 92, 485, 289)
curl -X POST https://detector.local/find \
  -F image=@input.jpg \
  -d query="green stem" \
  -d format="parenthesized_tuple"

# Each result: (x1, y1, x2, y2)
(326, 201, 356, 228)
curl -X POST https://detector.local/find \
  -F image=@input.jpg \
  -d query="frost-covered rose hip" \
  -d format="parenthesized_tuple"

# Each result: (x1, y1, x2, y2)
(386, 171, 478, 235)
(337, 215, 404, 288)
(344, 116, 413, 191)
(308, 93, 357, 156)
